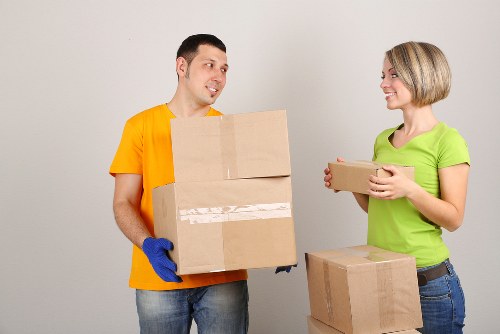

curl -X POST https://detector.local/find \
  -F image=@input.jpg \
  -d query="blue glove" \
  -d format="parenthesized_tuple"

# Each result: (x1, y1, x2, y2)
(275, 264, 297, 274)
(142, 237, 182, 283)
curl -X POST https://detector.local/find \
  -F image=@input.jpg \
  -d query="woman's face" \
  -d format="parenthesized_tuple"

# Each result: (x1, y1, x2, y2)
(380, 58, 414, 111)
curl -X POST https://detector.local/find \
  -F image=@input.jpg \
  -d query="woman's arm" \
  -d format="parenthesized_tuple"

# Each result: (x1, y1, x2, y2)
(352, 192, 369, 213)
(368, 163, 469, 231)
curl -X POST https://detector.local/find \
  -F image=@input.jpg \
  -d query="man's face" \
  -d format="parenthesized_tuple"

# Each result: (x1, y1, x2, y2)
(179, 44, 228, 107)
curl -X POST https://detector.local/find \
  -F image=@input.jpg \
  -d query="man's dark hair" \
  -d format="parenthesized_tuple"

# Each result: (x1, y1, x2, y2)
(176, 34, 226, 66)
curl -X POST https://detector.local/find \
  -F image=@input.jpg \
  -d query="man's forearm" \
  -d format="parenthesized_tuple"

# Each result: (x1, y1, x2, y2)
(113, 200, 151, 248)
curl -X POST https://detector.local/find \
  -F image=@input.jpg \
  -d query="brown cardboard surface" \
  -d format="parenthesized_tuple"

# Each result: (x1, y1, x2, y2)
(153, 177, 296, 275)
(307, 316, 344, 334)
(171, 109, 291, 182)
(328, 161, 415, 195)
(307, 316, 420, 334)
(306, 245, 422, 334)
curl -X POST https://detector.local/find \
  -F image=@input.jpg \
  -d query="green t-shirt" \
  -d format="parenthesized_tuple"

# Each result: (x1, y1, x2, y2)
(368, 122, 470, 267)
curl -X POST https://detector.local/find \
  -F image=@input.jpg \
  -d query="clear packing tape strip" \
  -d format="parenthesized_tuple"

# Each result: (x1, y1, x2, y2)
(179, 202, 292, 224)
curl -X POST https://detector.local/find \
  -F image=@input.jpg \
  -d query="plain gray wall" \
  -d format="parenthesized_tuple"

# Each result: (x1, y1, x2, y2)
(1, 1, 499, 333)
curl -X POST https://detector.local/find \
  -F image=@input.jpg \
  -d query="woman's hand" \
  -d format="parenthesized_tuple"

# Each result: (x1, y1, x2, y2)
(367, 165, 418, 200)
(326, 157, 369, 213)
(324, 157, 344, 191)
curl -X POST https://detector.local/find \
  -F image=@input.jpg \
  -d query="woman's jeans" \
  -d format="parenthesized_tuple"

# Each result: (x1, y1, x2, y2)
(417, 260, 465, 334)
(136, 280, 249, 334)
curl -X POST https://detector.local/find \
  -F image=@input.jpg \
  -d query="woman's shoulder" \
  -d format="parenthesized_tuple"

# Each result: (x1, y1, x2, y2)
(434, 122, 467, 143)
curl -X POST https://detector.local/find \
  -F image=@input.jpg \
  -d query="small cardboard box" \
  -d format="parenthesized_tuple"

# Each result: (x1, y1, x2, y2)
(153, 177, 296, 274)
(328, 161, 415, 195)
(153, 110, 296, 275)
(306, 245, 422, 334)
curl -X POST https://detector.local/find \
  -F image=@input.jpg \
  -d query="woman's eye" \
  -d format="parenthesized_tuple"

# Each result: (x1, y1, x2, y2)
(391, 73, 398, 78)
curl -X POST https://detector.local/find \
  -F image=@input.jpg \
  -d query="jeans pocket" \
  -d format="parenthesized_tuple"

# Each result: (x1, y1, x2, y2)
(419, 275, 451, 300)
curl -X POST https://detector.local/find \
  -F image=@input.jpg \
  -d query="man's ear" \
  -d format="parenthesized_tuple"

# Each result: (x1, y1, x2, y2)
(176, 57, 188, 78)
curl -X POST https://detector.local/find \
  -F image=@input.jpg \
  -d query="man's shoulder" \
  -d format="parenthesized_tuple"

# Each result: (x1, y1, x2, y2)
(126, 104, 166, 124)
(133, 104, 166, 118)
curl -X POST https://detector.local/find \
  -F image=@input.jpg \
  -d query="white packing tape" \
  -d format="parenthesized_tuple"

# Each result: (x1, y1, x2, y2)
(179, 202, 292, 224)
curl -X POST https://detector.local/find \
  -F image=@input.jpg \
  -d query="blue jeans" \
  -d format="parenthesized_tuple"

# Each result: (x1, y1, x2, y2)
(417, 260, 465, 334)
(136, 280, 249, 334)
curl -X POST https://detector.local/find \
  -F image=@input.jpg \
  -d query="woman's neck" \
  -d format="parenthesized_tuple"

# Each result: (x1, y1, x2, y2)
(400, 104, 439, 135)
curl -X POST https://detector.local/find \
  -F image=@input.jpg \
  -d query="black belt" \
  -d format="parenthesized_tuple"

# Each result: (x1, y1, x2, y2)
(417, 261, 450, 286)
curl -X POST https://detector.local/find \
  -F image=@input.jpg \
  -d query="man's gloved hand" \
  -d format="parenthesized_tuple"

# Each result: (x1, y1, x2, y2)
(275, 264, 297, 274)
(142, 237, 182, 283)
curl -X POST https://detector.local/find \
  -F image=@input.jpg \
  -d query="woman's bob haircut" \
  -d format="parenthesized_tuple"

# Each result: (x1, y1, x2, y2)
(385, 41, 451, 107)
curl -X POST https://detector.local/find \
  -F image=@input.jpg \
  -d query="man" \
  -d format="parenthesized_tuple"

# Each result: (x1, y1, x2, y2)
(110, 34, 248, 333)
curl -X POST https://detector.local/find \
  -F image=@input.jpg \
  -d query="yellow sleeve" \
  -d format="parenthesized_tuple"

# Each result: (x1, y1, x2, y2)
(109, 116, 144, 176)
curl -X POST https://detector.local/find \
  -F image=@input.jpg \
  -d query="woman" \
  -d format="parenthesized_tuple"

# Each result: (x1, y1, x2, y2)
(324, 41, 469, 334)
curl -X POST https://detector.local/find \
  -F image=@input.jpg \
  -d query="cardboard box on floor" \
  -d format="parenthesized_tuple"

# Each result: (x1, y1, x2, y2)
(307, 316, 420, 334)
(153, 110, 297, 275)
(306, 245, 422, 334)
(328, 161, 415, 195)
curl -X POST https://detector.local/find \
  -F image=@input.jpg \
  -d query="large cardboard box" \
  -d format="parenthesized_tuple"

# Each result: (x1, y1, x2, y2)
(328, 161, 414, 195)
(307, 316, 420, 334)
(153, 176, 296, 274)
(152, 110, 296, 274)
(306, 245, 422, 334)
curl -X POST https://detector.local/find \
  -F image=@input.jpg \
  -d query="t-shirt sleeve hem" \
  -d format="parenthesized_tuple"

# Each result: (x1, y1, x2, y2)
(109, 168, 143, 177)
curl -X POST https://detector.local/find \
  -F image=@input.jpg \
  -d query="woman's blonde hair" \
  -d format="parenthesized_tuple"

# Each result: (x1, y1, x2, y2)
(385, 41, 451, 106)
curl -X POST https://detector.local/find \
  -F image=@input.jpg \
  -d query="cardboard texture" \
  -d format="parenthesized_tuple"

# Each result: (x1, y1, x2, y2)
(307, 316, 420, 334)
(153, 177, 296, 274)
(153, 110, 297, 275)
(308, 316, 344, 334)
(306, 245, 422, 334)
(328, 161, 415, 195)
(171, 109, 290, 182)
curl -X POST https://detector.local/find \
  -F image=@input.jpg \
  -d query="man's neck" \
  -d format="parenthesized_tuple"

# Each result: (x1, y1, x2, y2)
(167, 95, 211, 118)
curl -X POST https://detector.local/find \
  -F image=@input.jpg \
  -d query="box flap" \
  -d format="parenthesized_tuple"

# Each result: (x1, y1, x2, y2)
(171, 109, 291, 182)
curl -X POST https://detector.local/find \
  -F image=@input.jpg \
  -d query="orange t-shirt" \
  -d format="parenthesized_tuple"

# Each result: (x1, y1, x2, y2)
(110, 104, 247, 290)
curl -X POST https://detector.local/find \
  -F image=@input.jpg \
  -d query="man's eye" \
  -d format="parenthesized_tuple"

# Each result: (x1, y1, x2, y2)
(221, 68, 227, 73)
(381, 75, 385, 79)
(207, 63, 213, 67)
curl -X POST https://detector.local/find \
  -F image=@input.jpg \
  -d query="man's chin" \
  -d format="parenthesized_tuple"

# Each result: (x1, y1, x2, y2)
(206, 94, 220, 104)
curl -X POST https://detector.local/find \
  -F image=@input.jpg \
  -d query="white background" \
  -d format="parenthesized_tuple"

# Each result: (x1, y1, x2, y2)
(1, 1, 499, 333)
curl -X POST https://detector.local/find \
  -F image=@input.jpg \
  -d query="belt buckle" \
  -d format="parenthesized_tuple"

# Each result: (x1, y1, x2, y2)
(417, 273, 428, 286)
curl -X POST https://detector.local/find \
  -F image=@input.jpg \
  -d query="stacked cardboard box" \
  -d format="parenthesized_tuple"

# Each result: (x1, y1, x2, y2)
(307, 316, 420, 334)
(306, 245, 422, 334)
(328, 161, 415, 195)
(153, 110, 297, 275)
